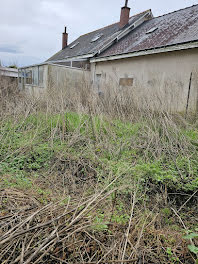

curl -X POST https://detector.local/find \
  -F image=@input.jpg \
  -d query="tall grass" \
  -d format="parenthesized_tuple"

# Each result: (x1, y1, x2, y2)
(0, 80, 197, 263)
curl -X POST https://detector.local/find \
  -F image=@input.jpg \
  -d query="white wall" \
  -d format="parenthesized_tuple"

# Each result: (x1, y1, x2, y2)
(91, 48, 198, 113)
(21, 64, 91, 98)
(48, 64, 90, 91)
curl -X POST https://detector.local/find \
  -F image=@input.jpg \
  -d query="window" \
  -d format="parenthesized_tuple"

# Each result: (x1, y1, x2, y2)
(70, 42, 79, 49)
(91, 33, 103, 42)
(146, 27, 158, 34)
(25, 69, 32, 84)
(39, 66, 44, 86)
(18, 70, 22, 83)
(96, 74, 102, 92)
(119, 78, 133, 87)
(18, 69, 26, 87)
(32, 67, 38, 85)
(21, 66, 44, 87)
(22, 70, 26, 78)
(22, 70, 25, 83)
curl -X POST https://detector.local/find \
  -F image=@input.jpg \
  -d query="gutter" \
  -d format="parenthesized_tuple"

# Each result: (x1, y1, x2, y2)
(19, 54, 94, 69)
(47, 53, 94, 64)
(90, 41, 198, 63)
(19, 62, 49, 70)
(19, 62, 89, 71)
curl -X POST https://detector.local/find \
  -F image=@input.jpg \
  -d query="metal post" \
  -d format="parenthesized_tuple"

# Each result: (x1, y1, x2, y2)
(125, 0, 128, 7)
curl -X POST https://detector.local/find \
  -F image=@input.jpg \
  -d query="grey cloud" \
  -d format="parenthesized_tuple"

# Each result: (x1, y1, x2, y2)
(0, 45, 22, 54)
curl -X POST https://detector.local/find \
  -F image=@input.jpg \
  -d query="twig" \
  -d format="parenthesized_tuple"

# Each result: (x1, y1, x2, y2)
(121, 190, 137, 264)
(171, 207, 187, 230)
(178, 190, 198, 213)
(86, 259, 138, 264)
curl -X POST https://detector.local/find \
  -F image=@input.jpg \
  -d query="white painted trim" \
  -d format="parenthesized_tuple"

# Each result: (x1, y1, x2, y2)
(90, 41, 198, 63)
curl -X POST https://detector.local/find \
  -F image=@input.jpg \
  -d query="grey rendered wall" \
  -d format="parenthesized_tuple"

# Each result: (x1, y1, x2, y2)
(92, 48, 198, 113)
(48, 64, 90, 92)
(23, 64, 90, 98)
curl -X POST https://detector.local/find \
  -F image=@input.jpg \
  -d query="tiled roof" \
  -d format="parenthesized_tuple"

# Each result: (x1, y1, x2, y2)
(47, 11, 149, 62)
(99, 4, 198, 57)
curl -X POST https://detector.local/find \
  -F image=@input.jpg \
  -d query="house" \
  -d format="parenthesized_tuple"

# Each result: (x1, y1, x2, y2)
(20, 1, 198, 112)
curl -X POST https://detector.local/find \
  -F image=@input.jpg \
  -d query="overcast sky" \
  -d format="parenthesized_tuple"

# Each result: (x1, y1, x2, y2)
(0, 0, 197, 67)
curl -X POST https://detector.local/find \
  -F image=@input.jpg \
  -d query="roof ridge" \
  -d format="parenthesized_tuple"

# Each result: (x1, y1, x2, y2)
(130, 9, 151, 18)
(154, 4, 198, 19)
(80, 22, 118, 37)
(80, 9, 151, 37)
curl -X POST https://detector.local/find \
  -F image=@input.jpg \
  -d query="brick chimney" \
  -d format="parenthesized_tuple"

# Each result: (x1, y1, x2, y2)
(62, 27, 68, 49)
(119, 0, 130, 28)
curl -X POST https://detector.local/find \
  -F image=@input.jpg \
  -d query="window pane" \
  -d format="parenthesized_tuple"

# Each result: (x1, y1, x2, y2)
(25, 69, 32, 84)
(96, 74, 101, 92)
(39, 66, 44, 86)
(22, 70, 25, 84)
(18, 70, 22, 83)
(33, 67, 38, 85)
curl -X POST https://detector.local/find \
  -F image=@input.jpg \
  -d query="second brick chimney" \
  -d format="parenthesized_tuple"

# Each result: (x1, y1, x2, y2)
(119, 0, 130, 29)
(62, 27, 68, 49)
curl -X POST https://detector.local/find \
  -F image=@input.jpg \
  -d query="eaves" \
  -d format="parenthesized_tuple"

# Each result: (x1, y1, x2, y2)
(90, 40, 198, 63)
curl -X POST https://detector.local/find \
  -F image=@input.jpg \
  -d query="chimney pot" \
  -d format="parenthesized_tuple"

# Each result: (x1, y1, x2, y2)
(62, 26, 68, 49)
(119, 2, 130, 28)
(125, 0, 128, 7)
